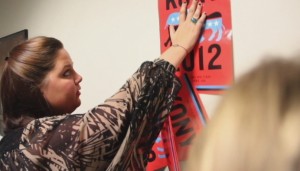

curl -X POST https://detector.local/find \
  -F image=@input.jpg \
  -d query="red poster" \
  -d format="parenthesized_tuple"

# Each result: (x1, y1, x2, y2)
(147, 0, 233, 170)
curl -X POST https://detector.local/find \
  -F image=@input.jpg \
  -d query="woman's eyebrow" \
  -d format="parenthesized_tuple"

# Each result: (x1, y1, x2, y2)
(62, 63, 73, 69)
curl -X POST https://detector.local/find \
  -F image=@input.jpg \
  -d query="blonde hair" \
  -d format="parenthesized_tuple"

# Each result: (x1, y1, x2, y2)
(185, 56, 300, 171)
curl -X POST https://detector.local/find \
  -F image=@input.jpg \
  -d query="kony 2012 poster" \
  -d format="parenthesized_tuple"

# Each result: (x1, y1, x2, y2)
(147, 0, 234, 170)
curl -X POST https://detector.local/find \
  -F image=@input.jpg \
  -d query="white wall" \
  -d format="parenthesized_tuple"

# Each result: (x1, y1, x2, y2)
(1, 0, 300, 116)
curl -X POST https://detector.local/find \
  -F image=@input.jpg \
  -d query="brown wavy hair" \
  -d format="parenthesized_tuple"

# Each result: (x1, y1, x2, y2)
(0, 36, 63, 133)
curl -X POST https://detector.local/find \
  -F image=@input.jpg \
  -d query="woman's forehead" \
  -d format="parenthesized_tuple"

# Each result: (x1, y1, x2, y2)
(55, 48, 73, 67)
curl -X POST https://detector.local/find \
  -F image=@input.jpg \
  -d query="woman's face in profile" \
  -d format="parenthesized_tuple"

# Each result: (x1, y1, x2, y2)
(40, 48, 83, 115)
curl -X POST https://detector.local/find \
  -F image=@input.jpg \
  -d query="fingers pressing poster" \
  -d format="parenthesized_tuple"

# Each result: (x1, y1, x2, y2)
(147, 0, 233, 170)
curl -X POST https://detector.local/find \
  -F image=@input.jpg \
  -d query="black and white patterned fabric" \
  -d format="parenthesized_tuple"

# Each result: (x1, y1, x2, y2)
(0, 59, 181, 171)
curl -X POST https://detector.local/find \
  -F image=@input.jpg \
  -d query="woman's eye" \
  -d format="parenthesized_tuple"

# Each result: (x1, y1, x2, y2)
(63, 70, 71, 77)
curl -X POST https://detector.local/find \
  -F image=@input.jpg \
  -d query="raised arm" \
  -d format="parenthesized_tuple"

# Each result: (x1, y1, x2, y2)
(51, 1, 207, 169)
(160, 0, 206, 68)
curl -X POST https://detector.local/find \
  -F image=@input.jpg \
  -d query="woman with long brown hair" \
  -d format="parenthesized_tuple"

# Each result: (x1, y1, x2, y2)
(0, 1, 206, 170)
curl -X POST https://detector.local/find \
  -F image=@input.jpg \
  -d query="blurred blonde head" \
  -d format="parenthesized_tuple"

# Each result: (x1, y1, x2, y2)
(185, 56, 300, 171)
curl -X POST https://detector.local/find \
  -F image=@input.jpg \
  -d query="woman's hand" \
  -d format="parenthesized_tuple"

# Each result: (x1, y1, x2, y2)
(170, 0, 206, 53)
(160, 0, 206, 68)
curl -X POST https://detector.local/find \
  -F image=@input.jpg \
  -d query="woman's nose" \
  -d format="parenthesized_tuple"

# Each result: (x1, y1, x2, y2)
(75, 72, 82, 84)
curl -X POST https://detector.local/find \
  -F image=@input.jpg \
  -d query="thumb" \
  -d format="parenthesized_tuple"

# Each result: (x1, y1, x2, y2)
(169, 25, 176, 44)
